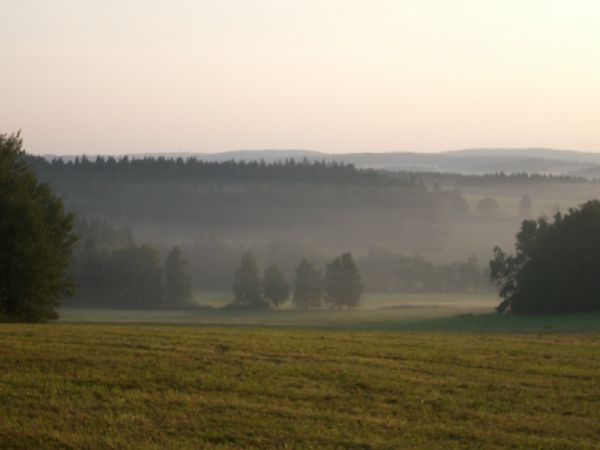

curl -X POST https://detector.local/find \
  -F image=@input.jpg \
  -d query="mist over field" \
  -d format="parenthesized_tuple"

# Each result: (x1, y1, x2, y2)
(4, 1, 600, 448)
(25, 151, 600, 304)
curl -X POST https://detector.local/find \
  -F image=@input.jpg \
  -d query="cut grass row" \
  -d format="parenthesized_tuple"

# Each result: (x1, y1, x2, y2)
(1, 324, 600, 448)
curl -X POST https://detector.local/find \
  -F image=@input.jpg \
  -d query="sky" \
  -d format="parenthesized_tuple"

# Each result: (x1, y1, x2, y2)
(1, 0, 600, 155)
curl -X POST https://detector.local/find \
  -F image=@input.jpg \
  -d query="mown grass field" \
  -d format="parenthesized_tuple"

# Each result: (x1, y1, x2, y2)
(58, 293, 499, 329)
(2, 324, 600, 449)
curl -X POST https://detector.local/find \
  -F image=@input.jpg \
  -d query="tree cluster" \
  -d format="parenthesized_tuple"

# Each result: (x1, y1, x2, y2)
(358, 248, 490, 293)
(231, 252, 363, 309)
(71, 220, 192, 308)
(491, 200, 600, 314)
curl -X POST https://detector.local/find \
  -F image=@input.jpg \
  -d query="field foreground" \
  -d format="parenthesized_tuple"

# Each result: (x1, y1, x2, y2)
(1, 325, 600, 449)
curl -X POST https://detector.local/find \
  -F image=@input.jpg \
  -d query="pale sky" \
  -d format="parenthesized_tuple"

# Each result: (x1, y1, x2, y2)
(1, 0, 600, 155)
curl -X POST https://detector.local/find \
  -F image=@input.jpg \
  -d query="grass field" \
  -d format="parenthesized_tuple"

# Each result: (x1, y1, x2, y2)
(57, 293, 600, 334)
(2, 324, 600, 449)
(59, 293, 499, 328)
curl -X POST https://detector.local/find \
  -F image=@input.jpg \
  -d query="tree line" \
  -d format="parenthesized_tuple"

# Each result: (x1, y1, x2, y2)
(183, 237, 492, 294)
(71, 221, 366, 310)
(230, 252, 363, 310)
(403, 171, 595, 187)
(23, 152, 469, 261)
(70, 220, 193, 309)
(359, 248, 491, 293)
(68, 218, 492, 309)
(27, 154, 408, 186)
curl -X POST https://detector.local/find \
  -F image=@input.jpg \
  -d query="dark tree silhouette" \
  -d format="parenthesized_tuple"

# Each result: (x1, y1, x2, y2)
(323, 253, 363, 309)
(165, 246, 193, 306)
(263, 263, 290, 308)
(71, 220, 165, 308)
(293, 259, 323, 309)
(491, 200, 600, 314)
(233, 252, 264, 308)
(0, 133, 78, 322)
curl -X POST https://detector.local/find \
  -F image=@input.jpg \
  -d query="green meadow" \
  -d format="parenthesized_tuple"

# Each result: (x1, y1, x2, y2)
(2, 300, 600, 449)
(58, 293, 497, 328)
(57, 292, 600, 334)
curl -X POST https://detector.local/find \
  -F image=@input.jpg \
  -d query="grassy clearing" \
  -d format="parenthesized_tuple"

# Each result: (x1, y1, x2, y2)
(59, 293, 499, 329)
(188, 292, 498, 311)
(1, 324, 600, 449)
(58, 293, 600, 334)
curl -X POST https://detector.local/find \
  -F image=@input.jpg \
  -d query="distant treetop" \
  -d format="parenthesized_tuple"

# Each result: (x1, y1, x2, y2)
(26, 155, 415, 187)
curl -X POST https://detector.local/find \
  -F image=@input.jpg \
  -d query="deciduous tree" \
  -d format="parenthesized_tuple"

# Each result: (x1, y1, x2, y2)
(323, 253, 363, 309)
(263, 263, 290, 308)
(293, 259, 323, 309)
(165, 246, 192, 306)
(233, 252, 264, 308)
(491, 201, 600, 314)
(0, 133, 77, 322)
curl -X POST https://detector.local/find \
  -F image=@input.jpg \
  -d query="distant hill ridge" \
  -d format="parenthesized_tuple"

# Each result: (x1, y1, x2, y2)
(40, 148, 600, 177)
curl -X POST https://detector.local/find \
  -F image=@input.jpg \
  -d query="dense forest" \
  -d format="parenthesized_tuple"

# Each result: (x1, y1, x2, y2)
(26, 155, 468, 257)
(27, 154, 403, 185)
(409, 171, 600, 203)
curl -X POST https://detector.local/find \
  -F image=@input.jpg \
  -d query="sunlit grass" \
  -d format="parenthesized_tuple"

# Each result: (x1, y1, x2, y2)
(1, 324, 600, 448)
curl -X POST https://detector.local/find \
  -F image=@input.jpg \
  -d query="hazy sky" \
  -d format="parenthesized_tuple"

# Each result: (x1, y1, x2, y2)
(2, 0, 600, 155)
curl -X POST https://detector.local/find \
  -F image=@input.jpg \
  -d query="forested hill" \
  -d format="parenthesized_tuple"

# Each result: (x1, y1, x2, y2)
(37, 147, 600, 176)
(25, 155, 411, 186)
(23, 155, 465, 256)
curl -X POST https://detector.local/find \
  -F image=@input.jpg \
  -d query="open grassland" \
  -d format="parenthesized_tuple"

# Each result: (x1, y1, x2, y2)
(59, 293, 499, 329)
(2, 324, 600, 449)
(57, 293, 600, 334)
(187, 292, 499, 311)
